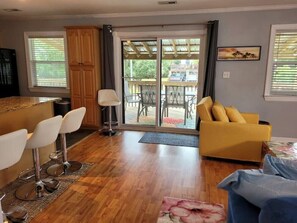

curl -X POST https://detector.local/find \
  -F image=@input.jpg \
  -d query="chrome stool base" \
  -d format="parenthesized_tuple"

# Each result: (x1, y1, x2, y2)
(47, 161, 82, 177)
(6, 206, 28, 223)
(15, 178, 60, 201)
(102, 129, 117, 136)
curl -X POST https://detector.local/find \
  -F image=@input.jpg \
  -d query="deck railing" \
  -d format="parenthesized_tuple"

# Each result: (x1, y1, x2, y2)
(124, 79, 198, 98)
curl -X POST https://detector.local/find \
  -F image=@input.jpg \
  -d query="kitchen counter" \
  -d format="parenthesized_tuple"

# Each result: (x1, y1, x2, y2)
(0, 96, 60, 114)
(0, 96, 60, 188)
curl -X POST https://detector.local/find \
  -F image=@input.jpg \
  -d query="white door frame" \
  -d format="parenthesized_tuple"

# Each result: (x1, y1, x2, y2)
(113, 29, 206, 133)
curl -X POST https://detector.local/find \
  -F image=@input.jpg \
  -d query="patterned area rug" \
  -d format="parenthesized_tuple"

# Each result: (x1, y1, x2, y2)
(139, 132, 199, 148)
(157, 197, 226, 223)
(1, 161, 93, 222)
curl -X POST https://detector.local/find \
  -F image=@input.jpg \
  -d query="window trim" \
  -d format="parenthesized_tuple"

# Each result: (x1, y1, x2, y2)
(264, 24, 297, 102)
(24, 31, 69, 94)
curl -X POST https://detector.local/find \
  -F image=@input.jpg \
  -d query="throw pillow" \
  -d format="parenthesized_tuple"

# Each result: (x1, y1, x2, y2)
(263, 154, 297, 180)
(212, 101, 229, 122)
(217, 169, 297, 208)
(225, 106, 246, 123)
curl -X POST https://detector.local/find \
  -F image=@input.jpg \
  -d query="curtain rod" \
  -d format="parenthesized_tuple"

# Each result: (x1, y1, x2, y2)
(112, 22, 207, 29)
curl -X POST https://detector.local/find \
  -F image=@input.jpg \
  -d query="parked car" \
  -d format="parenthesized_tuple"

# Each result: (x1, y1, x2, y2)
(185, 70, 198, 82)
(168, 71, 186, 81)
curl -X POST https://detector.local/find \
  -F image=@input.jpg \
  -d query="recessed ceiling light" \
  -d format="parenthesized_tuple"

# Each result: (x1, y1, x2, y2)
(3, 9, 22, 12)
(158, 0, 177, 5)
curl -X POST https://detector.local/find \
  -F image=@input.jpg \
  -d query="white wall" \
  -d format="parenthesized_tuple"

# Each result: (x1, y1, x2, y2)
(0, 8, 296, 137)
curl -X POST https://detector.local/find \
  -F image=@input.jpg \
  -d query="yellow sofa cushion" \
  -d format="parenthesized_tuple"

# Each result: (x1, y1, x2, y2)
(212, 101, 229, 122)
(225, 106, 247, 123)
(197, 96, 213, 121)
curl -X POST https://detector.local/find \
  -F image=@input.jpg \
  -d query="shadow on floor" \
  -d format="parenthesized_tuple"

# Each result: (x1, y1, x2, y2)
(56, 128, 95, 151)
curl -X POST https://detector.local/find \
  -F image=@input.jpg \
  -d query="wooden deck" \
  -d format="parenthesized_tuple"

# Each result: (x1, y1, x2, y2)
(124, 105, 197, 129)
(30, 130, 257, 223)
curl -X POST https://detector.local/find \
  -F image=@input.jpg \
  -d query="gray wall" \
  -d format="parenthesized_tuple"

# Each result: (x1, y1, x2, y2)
(0, 8, 296, 138)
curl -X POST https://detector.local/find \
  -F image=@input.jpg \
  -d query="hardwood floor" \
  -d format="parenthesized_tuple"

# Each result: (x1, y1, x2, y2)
(31, 130, 257, 223)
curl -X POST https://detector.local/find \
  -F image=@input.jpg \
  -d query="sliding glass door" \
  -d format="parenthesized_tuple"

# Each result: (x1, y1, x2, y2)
(160, 38, 199, 129)
(122, 40, 158, 126)
(121, 36, 201, 131)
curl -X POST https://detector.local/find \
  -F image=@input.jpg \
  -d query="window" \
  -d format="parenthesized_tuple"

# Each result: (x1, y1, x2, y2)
(265, 24, 297, 101)
(24, 31, 69, 93)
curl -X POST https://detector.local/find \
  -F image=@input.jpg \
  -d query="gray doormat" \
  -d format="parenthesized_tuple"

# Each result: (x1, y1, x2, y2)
(138, 132, 199, 148)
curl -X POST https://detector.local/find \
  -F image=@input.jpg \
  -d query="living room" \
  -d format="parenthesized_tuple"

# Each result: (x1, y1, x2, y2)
(0, 1, 297, 222)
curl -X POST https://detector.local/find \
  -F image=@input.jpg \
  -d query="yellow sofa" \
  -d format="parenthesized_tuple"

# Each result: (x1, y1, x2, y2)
(197, 96, 272, 163)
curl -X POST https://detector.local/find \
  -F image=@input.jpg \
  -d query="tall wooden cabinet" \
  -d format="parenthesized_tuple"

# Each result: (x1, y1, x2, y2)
(65, 26, 101, 128)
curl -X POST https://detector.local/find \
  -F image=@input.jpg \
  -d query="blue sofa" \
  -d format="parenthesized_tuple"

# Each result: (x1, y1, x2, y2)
(219, 155, 297, 223)
(227, 190, 297, 223)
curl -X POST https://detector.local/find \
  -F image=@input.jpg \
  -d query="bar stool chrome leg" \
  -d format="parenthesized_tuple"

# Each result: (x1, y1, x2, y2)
(15, 148, 60, 201)
(47, 133, 82, 176)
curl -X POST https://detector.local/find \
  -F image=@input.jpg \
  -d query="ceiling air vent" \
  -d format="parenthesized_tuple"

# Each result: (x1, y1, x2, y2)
(158, 0, 177, 5)
(3, 9, 22, 12)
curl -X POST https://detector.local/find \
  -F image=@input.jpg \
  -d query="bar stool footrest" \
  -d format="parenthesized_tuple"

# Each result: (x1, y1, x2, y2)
(18, 168, 35, 181)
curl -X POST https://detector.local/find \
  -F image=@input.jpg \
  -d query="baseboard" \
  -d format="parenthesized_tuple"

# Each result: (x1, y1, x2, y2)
(271, 136, 297, 142)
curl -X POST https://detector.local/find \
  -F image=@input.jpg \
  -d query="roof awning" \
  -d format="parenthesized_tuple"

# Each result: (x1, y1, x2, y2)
(123, 38, 200, 60)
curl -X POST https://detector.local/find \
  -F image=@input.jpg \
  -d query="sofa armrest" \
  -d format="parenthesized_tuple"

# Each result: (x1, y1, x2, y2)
(199, 121, 272, 162)
(241, 113, 259, 124)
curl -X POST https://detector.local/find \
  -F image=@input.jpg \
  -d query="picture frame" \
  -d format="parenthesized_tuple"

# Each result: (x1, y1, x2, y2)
(217, 46, 261, 61)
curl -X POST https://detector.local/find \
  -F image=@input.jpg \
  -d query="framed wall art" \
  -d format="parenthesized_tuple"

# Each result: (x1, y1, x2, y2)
(217, 46, 261, 61)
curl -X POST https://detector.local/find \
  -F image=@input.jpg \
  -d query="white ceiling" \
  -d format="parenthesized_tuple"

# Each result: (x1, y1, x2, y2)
(1, 0, 297, 20)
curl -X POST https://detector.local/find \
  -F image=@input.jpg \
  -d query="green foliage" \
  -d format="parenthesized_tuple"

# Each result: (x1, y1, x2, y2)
(124, 59, 182, 79)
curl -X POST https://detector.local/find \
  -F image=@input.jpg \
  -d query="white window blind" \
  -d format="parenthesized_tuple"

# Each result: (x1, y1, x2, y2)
(270, 31, 297, 96)
(24, 31, 69, 93)
(28, 37, 67, 87)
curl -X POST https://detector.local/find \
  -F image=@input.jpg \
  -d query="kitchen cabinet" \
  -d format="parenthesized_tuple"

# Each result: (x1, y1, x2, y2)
(66, 26, 101, 128)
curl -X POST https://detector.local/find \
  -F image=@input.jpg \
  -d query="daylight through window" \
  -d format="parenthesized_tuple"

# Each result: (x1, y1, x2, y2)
(25, 32, 68, 90)
(265, 24, 297, 101)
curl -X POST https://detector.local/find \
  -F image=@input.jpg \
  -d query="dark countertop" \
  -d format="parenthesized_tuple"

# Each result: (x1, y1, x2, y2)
(0, 96, 60, 114)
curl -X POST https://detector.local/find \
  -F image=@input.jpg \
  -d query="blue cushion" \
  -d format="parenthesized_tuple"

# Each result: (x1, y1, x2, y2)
(259, 197, 297, 223)
(263, 154, 297, 180)
(218, 169, 297, 208)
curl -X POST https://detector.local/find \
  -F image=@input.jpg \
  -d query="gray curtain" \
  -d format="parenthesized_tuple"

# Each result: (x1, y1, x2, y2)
(203, 20, 219, 100)
(197, 20, 219, 130)
(102, 24, 117, 123)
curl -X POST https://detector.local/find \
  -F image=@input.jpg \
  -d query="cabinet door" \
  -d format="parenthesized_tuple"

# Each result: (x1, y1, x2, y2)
(82, 67, 98, 126)
(80, 29, 95, 66)
(66, 29, 81, 66)
(69, 66, 83, 109)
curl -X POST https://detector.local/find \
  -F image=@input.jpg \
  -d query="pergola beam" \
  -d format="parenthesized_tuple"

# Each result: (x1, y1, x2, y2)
(171, 40, 178, 58)
(186, 39, 191, 57)
(127, 41, 141, 57)
(124, 54, 199, 60)
(142, 42, 153, 57)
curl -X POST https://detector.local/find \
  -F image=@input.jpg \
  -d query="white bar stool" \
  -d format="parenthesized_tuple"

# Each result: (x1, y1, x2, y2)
(98, 89, 121, 136)
(0, 129, 28, 223)
(15, 116, 62, 201)
(47, 107, 86, 177)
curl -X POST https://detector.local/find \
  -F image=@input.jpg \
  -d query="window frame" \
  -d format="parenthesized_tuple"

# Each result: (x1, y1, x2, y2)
(264, 24, 297, 102)
(24, 31, 69, 93)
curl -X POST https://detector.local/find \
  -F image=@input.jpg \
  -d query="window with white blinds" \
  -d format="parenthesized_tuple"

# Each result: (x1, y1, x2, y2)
(265, 24, 297, 101)
(24, 31, 69, 92)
